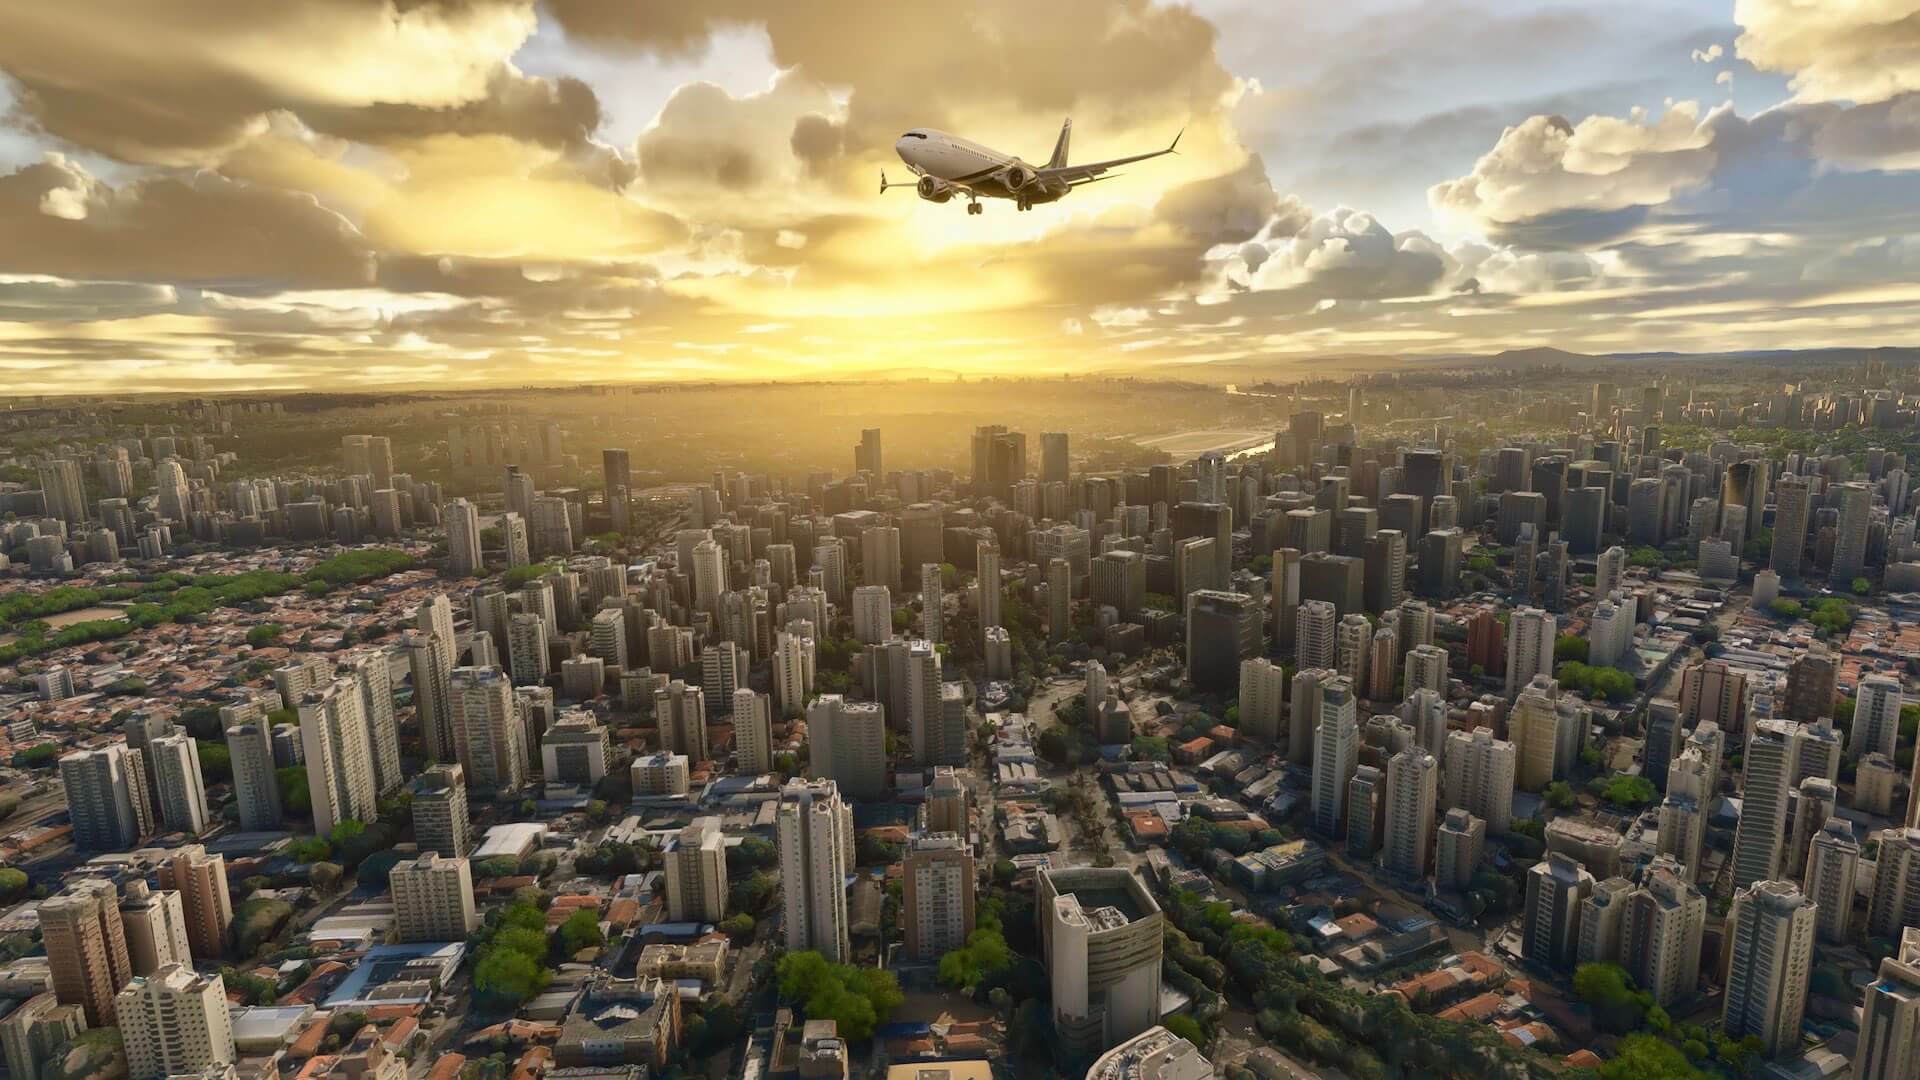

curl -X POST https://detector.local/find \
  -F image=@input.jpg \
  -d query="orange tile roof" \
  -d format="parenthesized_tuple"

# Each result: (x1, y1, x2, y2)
(426, 1054, 467, 1080)
(288, 1019, 331, 1060)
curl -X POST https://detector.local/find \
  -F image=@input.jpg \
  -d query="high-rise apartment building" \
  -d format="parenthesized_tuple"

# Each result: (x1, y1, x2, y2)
(1505, 607, 1556, 696)
(446, 497, 483, 577)
(1383, 748, 1438, 879)
(1295, 599, 1337, 670)
(1732, 720, 1799, 891)
(1830, 481, 1872, 587)
(118, 881, 190, 976)
(0, 993, 86, 1080)
(1621, 857, 1705, 1008)
(115, 965, 234, 1080)
(903, 832, 975, 962)
(450, 665, 526, 793)
(412, 764, 472, 858)
(1039, 867, 1164, 1060)
(1868, 828, 1920, 942)
(1770, 475, 1810, 580)
(41, 880, 133, 1026)
(390, 853, 478, 943)
(1238, 658, 1286, 742)
(1311, 678, 1359, 836)
(666, 818, 729, 924)
(1435, 809, 1484, 893)
(225, 722, 281, 831)
(1722, 880, 1816, 1059)
(1854, 929, 1920, 1080)
(59, 745, 146, 851)
(734, 689, 774, 773)
(346, 651, 402, 795)
(808, 695, 887, 801)
(1523, 853, 1594, 971)
(655, 679, 709, 762)
(1852, 674, 1904, 762)
(1441, 727, 1516, 836)
(156, 846, 231, 962)
(1804, 819, 1860, 944)
(779, 779, 854, 962)
(299, 678, 378, 837)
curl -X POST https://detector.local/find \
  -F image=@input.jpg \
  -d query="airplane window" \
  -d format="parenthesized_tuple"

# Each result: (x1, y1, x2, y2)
(901, 132, 927, 139)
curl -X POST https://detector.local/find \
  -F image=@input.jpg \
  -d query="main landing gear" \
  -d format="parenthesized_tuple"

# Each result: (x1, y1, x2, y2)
(967, 200, 983, 215)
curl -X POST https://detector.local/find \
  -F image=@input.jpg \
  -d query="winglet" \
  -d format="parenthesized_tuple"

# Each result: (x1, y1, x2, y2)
(1169, 126, 1184, 154)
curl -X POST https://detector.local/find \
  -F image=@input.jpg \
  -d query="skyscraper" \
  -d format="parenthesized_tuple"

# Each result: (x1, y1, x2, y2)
(347, 650, 402, 795)
(1312, 678, 1359, 836)
(225, 721, 281, 831)
(1771, 475, 1810, 580)
(1505, 607, 1556, 697)
(1185, 590, 1262, 691)
(452, 665, 527, 793)
(1852, 674, 1904, 762)
(808, 695, 887, 801)
(666, 817, 729, 924)
(1830, 481, 1872, 587)
(1723, 880, 1816, 1059)
(903, 832, 976, 961)
(854, 428, 883, 477)
(1854, 929, 1920, 1080)
(58, 746, 146, 852)
(118, 881, 190, 976)
(976, 541, 1001, 628)
(412, 764, 472, 858)
(41, 880, 133, 1026)
(1443, 727, 1515, 835)
(389, 853, 478, 943)
(1524, 853, 1594, 971)
(1868, 828, 1920, 942)
(1295, 599, 1337, 670)
(778, 779, 853, 961)
(656, 679, 709, 762)
(1041, 432, 1070, 485)
(115, 965, 234, 1080)
(1039, 867, 1164, 1060)
(156, 846, 231, 962)
(446, 497, 483, 577)
(602, 448, 633, 534)
(1383, 747, 1438, 879)
(300, 677, 379, 837)
(1238, 658, 1286, 742)
(734, 689, 774, 773)
(1733, 720, 1799, 891)
(1622, 857, 1705, 1007)
(1804, 819, 1859, 944)
(1435, 808, 1485, 892)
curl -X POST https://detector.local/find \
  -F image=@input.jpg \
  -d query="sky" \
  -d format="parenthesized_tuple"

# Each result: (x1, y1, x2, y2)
(1, 0, 1918, 394)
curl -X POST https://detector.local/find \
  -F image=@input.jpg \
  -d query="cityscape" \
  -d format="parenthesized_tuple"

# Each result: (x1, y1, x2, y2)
(5, 2, 1920, 1080)
(3, 364, 1920, 1080)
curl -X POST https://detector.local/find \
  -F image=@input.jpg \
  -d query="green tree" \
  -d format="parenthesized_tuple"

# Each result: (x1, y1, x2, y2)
(474, 947, 550, 1005)
(0, 868, 27, 900)
(1543, 781, 1576, 811)
(1600, 1034, 1703, 1080)
(1852, 576, 1872, 596)
(197, 741, 231, 784)
(1163, 1014, 1207, 1050)
(1554, 634, 1589, 663)
(1575, 963, 1651, 1034)
(775, 952, 903, 1041)
(245, 623, 285, 647)
(558, 909, 605, 956)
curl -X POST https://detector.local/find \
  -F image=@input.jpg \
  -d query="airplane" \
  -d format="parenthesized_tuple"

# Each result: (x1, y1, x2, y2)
(881, 118, 1181, 215)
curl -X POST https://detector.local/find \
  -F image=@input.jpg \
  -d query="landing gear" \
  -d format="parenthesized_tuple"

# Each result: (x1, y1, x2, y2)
(1017, 196, 1031, 212)
(967, 201, 982, 215)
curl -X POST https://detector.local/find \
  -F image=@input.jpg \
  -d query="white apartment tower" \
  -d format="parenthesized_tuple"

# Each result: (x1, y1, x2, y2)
(778, 780, 854, 962)
(1722, 880, 1817, 1059)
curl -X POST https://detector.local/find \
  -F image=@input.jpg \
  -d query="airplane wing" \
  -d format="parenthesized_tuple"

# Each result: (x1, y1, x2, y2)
(1035, 128, 1182, 184)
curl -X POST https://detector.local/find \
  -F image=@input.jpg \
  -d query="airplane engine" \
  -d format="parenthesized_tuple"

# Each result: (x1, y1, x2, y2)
(916, 176, 954, 203)
(1003, 162, 1036, 191)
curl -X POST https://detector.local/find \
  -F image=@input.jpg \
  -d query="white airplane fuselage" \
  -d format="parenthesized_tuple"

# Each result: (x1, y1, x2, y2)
(894, 129, 1067, 206)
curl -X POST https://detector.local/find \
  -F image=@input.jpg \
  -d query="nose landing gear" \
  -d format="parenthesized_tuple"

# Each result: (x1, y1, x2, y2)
(967, 200, 982, 215)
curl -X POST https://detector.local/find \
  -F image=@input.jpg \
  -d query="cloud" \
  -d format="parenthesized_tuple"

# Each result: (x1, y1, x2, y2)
(0, 154, 374, 288)
(1735, 0, 1920, 104)
(0, 1, 628, 166)
(1692, 44, 1724, 64)
(1153, 156, 1291, 246)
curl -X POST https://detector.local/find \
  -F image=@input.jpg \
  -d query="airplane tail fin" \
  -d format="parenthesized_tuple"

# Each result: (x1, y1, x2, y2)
(1047, 118, 1072, 170)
